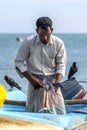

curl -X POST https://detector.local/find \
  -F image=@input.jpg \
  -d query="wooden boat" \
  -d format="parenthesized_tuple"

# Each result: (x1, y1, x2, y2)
(0, 90, 87, 130)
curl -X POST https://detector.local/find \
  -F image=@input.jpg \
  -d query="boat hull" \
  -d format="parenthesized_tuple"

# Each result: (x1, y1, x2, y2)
(0, 90, 87, 130)
(0, 116, 60, 130)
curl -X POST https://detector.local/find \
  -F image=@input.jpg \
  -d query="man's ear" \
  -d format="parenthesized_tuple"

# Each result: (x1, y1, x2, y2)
(36, 28, 38, 33)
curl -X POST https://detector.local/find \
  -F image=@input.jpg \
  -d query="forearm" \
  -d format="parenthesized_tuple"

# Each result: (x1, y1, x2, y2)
(16, 67, 35, 82)
(16, 67, 42, 88)
(22, 71, 35, 83)
(55, 73, 63, 82)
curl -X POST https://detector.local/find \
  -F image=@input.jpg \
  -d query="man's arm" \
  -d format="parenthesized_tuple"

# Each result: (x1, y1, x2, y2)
(55, 40, 67, 78)
(55, 73, 63, 82)
(16, 67, 42, 89)
(15, 41, 42, 89)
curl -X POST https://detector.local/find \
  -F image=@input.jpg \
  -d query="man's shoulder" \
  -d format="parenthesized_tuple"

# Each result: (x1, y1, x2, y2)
(23, 34, 38, 45)
(26, 34, 37, 41)
(51, 34, 64, 44)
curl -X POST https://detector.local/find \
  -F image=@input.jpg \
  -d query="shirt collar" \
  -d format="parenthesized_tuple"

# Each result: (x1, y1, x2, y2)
(36, 35, 53, 45)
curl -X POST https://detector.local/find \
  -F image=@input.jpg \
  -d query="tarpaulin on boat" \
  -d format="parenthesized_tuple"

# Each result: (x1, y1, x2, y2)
(0, 105, 87, 130)
(66, 104, 87, 114)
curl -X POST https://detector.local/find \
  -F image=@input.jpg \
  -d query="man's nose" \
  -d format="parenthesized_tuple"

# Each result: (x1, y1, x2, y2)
(44, 35, 48, 40)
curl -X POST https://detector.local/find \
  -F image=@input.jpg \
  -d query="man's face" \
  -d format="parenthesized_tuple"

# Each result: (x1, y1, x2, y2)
(37, 27, 53, 44)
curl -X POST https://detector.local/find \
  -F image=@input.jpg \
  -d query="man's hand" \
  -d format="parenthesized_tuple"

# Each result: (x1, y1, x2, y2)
(29, 76, 43, 89)
(22, 70, 42, 89)
(15, 68, 43, 89)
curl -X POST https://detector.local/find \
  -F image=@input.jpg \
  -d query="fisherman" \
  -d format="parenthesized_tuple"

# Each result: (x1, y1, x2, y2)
(15, 16, 67, 114)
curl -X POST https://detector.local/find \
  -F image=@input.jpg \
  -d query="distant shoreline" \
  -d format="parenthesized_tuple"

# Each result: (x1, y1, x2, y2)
(0, 32, 87, 34)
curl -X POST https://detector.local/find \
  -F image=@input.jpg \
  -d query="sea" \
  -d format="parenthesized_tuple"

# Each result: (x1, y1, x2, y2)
(0, 33, 87, 96)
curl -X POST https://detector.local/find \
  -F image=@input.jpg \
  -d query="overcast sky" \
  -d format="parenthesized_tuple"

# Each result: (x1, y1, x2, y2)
(0, 0, 87, 33)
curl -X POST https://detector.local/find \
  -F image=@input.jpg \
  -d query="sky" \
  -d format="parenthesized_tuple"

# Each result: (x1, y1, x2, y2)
(0, 0, 87, 33)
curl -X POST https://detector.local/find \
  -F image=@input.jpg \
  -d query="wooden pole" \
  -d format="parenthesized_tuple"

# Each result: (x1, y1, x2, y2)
(4, 100, 26, 106)
(4, 99, 87, 106)
(65, 99, 87, 105)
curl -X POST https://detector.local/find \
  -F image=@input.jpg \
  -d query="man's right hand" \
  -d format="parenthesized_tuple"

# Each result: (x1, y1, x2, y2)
(22, 71, 43, 89)
(29, 75, 43, 89)
(15, 68, 43, 89)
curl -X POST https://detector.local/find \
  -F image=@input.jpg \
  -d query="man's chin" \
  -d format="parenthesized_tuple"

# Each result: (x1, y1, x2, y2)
(42, 41, 48, 44)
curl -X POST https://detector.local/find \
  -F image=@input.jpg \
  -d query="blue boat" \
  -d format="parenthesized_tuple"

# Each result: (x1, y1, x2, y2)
(0, 89, 87, 130)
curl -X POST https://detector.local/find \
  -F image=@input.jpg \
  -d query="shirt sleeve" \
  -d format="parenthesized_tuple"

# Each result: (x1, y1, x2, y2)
(55, 40, 67, 77)
(15, 40, 30, 76)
